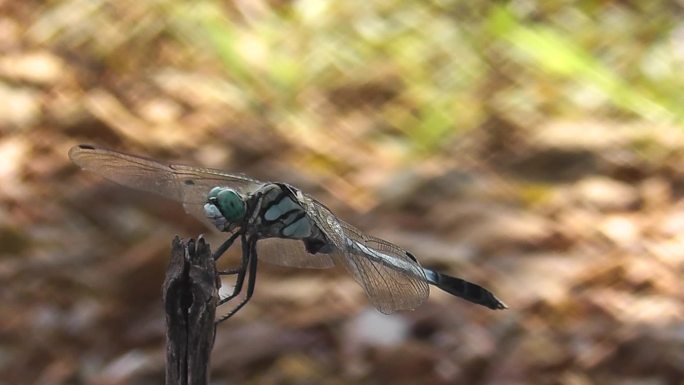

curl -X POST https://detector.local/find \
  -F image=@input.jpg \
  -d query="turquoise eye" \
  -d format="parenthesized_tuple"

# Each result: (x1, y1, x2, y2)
(216, 189, 245, 222)
(208, 186, 222, 199)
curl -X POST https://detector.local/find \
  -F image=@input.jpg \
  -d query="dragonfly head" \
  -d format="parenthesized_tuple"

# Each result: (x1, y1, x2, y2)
(203, 187, 246, 231)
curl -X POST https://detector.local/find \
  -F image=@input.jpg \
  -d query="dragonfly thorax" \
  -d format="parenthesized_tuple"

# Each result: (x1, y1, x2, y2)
(203, 186, 246, 232)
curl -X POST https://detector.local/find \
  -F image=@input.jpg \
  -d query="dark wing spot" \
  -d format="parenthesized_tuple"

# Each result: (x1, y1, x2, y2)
(405, 251, 418, 262)
(78, 144, 96, 150)
(184, 179, 195, 185)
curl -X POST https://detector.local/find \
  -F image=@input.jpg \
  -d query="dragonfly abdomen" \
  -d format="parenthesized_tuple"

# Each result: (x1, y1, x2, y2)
(423, 268, 507, 310)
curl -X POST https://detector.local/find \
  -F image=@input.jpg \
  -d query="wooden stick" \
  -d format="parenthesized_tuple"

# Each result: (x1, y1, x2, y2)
(164, 236, 219, 385)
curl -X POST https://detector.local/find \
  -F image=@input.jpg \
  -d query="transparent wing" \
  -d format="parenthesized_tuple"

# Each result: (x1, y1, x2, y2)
(69, 144, 264, 222)
(298, 194, 429, 313)
(256, 238, 335, 269)
(332, 221, 429, 313)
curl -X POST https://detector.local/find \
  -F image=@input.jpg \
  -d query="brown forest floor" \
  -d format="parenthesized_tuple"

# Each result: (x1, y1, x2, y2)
(2, 2, 684, 385)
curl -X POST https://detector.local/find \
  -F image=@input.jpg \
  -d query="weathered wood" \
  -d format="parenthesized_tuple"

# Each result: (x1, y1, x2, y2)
(164, 236, 219, 385)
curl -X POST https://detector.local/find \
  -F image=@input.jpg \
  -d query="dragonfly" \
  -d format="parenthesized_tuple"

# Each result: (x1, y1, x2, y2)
(69, 144, 506, 322)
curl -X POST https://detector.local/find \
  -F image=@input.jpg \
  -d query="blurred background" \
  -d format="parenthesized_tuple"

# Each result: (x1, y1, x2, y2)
(1, 0, 684, 384)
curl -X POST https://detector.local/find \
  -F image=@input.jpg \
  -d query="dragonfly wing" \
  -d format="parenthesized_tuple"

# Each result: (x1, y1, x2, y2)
(333, 220, 430, 313)
(69, 144, 264, 223)
(256, 238, 335, 268)
(299, 194, 429, 313)
(169, 163, 264, 201)
(182, 202, 221, 230)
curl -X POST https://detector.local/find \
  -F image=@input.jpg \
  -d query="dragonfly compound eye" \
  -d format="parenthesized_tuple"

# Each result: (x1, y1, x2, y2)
(208, 186, 222, 200)
(216, 188, 246, 222)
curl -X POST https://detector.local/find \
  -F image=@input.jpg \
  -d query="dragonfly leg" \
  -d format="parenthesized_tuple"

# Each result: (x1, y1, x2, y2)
(216, 236, 258, 323)
(212, 231, 241, 261)
(218, 233, 249, 305)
